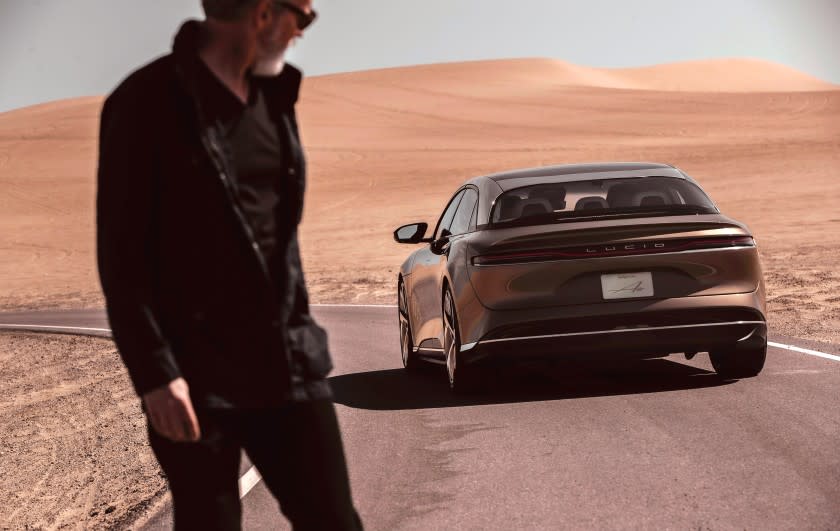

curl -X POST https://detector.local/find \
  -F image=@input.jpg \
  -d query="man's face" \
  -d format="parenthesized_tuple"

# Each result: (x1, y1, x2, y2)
(253, 0, 315, 76)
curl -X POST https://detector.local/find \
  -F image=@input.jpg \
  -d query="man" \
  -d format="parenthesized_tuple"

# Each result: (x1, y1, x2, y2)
(96, 1, 362, 528)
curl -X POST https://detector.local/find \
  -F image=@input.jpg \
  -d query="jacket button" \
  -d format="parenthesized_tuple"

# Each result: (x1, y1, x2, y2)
(288, 168, 296, 176)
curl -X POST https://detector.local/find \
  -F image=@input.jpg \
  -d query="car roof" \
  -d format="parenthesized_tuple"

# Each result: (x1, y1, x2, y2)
(475, 162, 687, 190)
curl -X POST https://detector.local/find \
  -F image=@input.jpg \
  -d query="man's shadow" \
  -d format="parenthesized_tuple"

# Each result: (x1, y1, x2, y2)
(330, 357, 733, 410)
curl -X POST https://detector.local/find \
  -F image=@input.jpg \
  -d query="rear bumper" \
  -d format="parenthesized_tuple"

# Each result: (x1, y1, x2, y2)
(458, 290, 767, 365)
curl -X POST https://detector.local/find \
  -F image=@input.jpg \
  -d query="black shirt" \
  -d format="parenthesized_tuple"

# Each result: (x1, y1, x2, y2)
(196, 61, 284, 268)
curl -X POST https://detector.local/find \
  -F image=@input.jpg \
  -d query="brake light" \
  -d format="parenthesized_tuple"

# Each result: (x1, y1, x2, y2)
(471, 236, 754, 266)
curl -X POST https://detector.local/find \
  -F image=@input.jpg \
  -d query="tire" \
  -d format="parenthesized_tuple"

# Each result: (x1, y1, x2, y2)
(398, 281, 421, 371)
(709, 344, 766, 379)
(443, 288, 479, 393)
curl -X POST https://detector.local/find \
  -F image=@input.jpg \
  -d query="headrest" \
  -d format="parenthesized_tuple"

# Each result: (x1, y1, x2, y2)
(574, 196, 609, 210)
(497, 195, 523, 220)
(606, 183, 637, 208)
(638, 194, 666, 206)
(529, 187, 567, 210)
(608, 185, 670, 208)
(514, 198, 553, 219)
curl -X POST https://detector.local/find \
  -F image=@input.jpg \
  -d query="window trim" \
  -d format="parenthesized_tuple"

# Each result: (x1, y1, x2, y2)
(433, 189, 466, 240)
(448, 186, 479, 236)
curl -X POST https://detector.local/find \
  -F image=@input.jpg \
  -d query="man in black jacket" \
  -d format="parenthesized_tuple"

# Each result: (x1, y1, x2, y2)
(96, 0, 361, 528)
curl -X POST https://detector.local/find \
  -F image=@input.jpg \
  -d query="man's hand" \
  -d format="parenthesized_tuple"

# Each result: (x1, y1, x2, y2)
(142, 377, 201, 442)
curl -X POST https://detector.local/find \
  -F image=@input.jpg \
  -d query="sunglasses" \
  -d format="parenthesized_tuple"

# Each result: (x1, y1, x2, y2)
(275, 1, 318, 31)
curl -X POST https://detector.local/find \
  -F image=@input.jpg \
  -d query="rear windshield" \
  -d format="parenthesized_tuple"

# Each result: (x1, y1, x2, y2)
(490, 176, 718, 227)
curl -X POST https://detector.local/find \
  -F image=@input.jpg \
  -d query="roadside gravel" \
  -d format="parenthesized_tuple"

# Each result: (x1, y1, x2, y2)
(0, 333, 166, 530)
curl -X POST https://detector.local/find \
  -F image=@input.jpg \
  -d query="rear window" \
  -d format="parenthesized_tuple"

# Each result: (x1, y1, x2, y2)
(490, 176, 717, 227)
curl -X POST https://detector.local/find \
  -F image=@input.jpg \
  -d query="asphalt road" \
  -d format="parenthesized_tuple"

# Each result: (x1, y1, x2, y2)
(2, 307, 839, 529)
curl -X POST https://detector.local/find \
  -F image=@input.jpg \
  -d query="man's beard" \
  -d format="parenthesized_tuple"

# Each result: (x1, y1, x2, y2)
(253, 43, 287, 77)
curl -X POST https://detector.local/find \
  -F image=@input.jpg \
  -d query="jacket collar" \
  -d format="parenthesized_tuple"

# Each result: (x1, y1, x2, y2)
(172, 19, 302, 113)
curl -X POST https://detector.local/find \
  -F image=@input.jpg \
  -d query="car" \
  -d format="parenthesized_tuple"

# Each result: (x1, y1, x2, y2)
(393, 162, 767, 392)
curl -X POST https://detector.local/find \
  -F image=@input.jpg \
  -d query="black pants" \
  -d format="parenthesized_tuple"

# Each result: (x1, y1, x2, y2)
(148, 399, 362, 530)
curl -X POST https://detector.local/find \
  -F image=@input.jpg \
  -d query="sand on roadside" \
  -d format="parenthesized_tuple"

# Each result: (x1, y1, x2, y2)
(0, 333, 165, 529)
(0, 57, 838, 527)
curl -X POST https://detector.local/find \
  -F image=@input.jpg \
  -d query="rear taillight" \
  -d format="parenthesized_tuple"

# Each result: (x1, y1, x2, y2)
(471, 236, 754, 266)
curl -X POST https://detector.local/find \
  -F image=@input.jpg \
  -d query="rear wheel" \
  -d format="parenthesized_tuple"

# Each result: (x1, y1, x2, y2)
(709, 345, 766, 379)
(398, 281, 421, 371)
(443, 288, 478, 393)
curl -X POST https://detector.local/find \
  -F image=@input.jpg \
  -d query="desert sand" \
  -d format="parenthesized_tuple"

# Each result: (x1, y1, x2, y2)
(1, 57, 839, 527)
(0, 334, 163, 529)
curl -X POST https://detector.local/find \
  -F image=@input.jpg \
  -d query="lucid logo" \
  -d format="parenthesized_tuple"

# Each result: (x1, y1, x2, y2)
(586, 242, 666, 253)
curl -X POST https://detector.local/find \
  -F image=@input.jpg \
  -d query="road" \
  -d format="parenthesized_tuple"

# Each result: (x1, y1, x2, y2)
(1, 306, 839, 529)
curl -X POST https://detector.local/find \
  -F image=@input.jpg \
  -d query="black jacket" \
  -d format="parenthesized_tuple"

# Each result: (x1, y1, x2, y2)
(96, 21, 331, 407)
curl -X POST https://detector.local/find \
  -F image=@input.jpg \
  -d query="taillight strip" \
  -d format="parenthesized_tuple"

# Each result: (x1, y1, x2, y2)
(472, 236, 754, 266)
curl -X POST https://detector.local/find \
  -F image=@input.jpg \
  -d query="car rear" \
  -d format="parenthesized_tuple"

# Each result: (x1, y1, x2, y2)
(459, 174, 767, 364)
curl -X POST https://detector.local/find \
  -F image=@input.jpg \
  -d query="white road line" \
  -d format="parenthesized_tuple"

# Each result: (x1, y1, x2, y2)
(312, 303, 397, 308)
(768, 369, 825, 376)
(0, 324, 111, 333)
(2, 323, 838, 363)
(238, 466, 262, 498)
(768, 341, 840, 362)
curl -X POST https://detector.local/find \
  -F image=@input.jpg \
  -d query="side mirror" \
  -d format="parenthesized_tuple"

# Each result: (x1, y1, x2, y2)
(394, 222, 430, 244)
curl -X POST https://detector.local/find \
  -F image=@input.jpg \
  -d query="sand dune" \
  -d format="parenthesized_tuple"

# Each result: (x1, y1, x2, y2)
(311, 57, 839, 93)
(612, 58, 839, 92)
(0, 57, 839, 342)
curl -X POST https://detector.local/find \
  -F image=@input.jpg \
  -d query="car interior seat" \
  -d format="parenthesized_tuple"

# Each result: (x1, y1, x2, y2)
(607, 184, 670, 208)
(605, 183, 636, 208)
(574, 196, 610, 210)
(634, 191, 669, 206)
(529, 187, 567, 211)
(496, 195, 524, 221)
(513, 198, 553, 219)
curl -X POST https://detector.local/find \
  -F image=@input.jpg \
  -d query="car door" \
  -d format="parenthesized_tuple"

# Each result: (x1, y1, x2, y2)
(411, 189, 465, 349)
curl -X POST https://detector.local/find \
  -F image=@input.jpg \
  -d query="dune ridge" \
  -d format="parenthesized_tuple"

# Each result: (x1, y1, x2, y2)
(311, 57, 839, 93)
(0, 56, 835, 125)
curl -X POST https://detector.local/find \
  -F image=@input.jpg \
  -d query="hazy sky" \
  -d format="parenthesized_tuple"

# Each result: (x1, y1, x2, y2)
(0, 0, 838, 112)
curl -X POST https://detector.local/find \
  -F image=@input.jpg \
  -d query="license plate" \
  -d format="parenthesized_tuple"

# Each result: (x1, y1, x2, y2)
(600, 272, 654, 300)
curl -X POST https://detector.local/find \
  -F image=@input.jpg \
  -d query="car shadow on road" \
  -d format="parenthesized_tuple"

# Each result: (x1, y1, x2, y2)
(330, 357, 734, 410)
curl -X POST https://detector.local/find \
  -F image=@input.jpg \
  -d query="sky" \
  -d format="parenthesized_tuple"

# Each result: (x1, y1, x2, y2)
(0, 0, 838, 112)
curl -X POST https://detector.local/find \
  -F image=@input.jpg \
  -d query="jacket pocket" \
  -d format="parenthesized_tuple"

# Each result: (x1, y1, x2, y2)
(287, 320, 333, 379)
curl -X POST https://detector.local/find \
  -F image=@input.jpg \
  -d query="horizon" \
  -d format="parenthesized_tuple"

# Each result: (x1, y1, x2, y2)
(1, 0, 839, 113)
(0, 55, 837, 115)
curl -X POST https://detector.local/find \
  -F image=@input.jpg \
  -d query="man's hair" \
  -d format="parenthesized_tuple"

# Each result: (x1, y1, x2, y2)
(202, 0, 264, 21)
